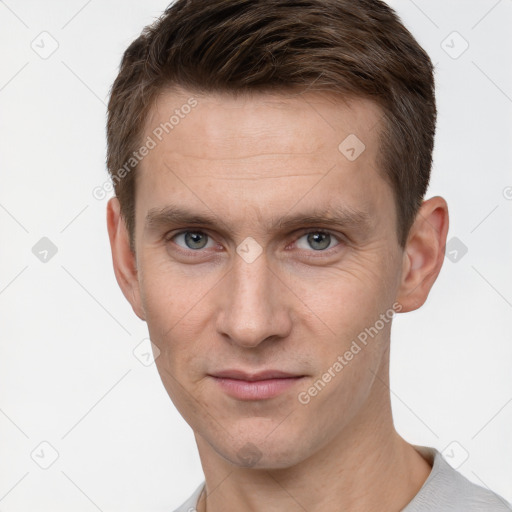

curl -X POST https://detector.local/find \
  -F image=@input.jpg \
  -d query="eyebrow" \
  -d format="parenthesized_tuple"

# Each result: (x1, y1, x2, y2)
(145, 203, 373, 237)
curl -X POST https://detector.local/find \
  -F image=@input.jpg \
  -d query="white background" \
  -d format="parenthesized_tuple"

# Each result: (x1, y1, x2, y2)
(0, 0, 511, 510)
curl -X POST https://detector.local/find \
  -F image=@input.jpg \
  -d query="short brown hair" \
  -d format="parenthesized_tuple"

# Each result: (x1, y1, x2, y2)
(106, 0, 436, 249)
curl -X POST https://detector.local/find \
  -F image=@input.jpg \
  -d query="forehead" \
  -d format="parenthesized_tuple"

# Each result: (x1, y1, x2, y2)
(143, 87, 383, 160)
(136, 88, 393, 233)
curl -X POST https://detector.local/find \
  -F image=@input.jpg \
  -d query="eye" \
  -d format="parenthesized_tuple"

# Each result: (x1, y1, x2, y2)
(171, 230, 216, 250)
(166, 229, 342, 255)
(295, 230, 341, 251)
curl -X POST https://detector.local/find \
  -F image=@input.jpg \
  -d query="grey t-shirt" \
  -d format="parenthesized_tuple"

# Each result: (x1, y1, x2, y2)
(172, 445, 512, 511)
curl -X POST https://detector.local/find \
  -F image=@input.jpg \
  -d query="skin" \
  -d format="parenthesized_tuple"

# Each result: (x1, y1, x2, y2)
(107, 88, 449, 512)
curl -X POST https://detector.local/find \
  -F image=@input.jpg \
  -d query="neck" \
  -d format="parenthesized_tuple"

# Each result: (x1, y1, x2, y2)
(194, 352, 432, 512)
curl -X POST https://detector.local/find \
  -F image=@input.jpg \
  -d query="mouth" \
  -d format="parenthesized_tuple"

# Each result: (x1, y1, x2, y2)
(208, 369, 306, 401)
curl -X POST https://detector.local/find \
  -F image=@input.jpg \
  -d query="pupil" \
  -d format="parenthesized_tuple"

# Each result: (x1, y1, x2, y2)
(308, 232, 330, 250)
(185, 232, 207, 249)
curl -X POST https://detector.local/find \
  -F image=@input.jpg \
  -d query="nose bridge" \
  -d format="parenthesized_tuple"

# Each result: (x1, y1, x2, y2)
(217, 252, 288, 347)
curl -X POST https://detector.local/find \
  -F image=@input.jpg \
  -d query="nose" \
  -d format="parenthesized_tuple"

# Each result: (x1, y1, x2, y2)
(215, 251, 292, 349)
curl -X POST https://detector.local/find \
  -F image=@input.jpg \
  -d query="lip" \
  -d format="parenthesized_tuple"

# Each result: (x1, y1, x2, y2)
(209, 369, 305, 400)
(211, 369, 301, 381)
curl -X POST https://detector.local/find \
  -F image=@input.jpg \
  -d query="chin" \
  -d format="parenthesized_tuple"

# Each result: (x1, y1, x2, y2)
(214, 430, 311, 470)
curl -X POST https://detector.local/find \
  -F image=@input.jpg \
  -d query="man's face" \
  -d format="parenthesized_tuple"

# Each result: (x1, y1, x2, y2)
(131, 89, 405, 468)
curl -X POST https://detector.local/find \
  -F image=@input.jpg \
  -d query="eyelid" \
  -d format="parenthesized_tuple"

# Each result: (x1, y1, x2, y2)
(294, 227, 342, 238)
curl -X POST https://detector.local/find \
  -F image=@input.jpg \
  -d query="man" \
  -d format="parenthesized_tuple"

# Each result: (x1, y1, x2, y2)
(105, 0, 512, 510)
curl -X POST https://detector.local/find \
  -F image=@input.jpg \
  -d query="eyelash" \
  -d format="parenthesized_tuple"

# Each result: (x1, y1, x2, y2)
(164, 229, 344, 257)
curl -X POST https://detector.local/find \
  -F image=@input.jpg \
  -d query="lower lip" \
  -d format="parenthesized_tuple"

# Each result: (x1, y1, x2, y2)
(211, 376, 305, 400)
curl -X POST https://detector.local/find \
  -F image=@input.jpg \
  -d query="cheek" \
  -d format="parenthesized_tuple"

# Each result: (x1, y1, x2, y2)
(138, 252, 208, 331)
(138, 266, 195, 365)
(291, 261, 390, 339)
(137, 257, 223, 385)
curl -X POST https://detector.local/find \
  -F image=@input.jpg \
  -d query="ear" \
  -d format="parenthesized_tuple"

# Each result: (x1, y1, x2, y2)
(106, 197, 146, 321)
(396, 196, 449, 312)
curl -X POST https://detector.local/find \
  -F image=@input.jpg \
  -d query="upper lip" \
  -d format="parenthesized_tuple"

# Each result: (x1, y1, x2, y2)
(210, 369, 303, 381)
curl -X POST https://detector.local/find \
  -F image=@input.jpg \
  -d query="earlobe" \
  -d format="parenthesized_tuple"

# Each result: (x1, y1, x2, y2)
(106, 197, 146, 321)
(396, 196, 449, 313)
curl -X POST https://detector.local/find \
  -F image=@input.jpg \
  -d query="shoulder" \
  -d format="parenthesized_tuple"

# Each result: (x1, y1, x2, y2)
(403, 445, 512, 512)
(172, 482, 205, 512)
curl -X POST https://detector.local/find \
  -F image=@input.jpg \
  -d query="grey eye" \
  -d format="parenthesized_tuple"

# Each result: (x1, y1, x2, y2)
(296, 231, 339, 251)
(174, 231, 213, 250)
